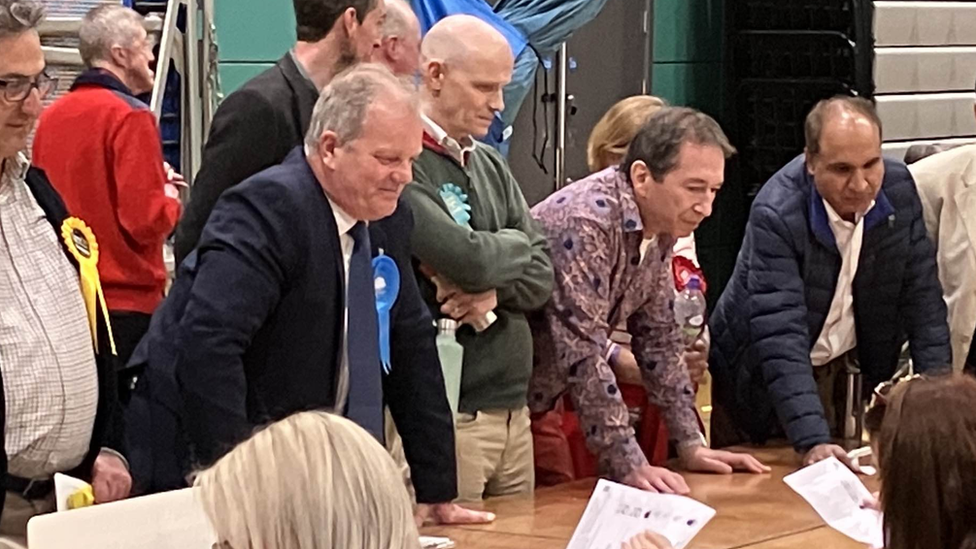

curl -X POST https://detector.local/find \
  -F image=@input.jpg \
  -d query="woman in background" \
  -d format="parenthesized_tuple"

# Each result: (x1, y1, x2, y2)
(872, 374, 976, 549)
(194, 411, 420, 549)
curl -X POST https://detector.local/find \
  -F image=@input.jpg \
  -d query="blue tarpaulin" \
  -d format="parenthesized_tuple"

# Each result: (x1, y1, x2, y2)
(410, 0, 609, 152)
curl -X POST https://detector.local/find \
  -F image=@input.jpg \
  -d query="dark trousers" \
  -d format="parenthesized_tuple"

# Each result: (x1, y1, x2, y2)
(108, 311, 152, 406)
(710, 352, 859, 449)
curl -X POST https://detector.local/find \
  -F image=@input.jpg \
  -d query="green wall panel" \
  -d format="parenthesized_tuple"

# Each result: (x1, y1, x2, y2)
(653, 0, 723, 63)
(651, 62, 723, 116)
(219, 63, 275, 95)
(215, 0, 295, 62)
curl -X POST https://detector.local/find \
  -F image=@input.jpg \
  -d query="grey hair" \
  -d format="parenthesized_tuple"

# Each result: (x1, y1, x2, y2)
(78, 5, 145, 67)
(621, 106, 736, 182)
(304, 63, 419, 151)
(194, 411, 421, 549)
(0, 0, 44, 38)
(382, 0, 416, 39)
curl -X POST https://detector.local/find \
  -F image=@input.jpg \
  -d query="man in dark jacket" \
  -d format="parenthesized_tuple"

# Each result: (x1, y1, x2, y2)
(129, 65, 491, 527)
(173, 0, 386, 265)
(709, 96, 951, 470)
(0, 2, 129, 542)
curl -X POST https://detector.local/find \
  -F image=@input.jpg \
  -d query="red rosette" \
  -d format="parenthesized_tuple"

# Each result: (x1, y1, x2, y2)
(672, 255, 707, 294)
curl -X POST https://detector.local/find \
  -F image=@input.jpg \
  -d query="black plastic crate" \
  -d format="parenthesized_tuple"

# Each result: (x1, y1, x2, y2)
(733, 31, 862, 85)
(733, 80, 857, 194)
(735, 80, 853, 150)
(739, 147, 806, 197)
(732, 0, 867, 38)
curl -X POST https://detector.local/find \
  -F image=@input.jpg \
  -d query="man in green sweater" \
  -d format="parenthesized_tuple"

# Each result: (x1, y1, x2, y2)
(403, 15, 554, 502)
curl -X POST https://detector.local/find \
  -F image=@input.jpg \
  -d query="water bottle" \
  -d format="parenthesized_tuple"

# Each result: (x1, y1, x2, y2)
(675, 275, 711, 442)
(675, 275, 706, 344)
(436, 319, 464, 414)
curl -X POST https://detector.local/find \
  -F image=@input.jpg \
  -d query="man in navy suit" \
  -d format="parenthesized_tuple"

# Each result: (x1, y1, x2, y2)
(129, 64, 491, 525)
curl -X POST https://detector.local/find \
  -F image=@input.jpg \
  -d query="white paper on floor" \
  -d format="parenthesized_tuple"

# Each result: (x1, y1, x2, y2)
(566, 478, 716, 549)
(784, 456, 884, 548)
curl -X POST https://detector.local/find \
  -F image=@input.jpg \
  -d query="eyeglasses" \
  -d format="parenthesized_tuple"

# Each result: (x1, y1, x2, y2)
(869, 373, 923, 408)
(0, 72, 58, 102)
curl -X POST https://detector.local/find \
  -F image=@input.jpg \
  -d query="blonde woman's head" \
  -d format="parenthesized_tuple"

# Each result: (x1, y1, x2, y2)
(194, 411, 420, 549)
(587, 95, 667, 172)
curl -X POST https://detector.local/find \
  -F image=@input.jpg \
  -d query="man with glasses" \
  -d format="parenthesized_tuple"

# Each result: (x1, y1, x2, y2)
(32, 5, 182, 403)
(0, 1, 131, 545)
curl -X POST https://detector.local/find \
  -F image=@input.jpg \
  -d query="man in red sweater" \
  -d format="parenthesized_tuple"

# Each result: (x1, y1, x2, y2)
(33, 4, 181, 402)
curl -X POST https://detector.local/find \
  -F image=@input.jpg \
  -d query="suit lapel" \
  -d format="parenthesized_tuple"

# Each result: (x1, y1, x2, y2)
(297, 152, 347, 380)
(277, 54, 319, 135)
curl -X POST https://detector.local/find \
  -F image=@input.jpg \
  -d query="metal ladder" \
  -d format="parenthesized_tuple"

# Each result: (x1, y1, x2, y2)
(37, 0, 218, 186)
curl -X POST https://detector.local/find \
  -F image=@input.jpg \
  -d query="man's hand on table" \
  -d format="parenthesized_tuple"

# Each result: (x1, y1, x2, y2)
(623, 530, 673, 549)
(414, 503, 496, 528)
(678, 446, 771, 475)
(802, 443, 861, 473)
(621, 465, 690, 494)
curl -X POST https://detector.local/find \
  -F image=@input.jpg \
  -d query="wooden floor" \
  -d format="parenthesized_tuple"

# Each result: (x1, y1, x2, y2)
(422, 446, 879, 549)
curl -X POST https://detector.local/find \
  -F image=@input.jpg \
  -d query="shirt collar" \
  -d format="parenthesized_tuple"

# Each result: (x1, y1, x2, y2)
(822, 197, 875, 229)
(609, 167, 645, 234)
(301, 143, 359, 236)
(290, 49, 320, 92)
(421, 113, 476, 166)
(71, 68, 134, 97)
(1, 152, 30, 188)
(328, 196, 357, 237)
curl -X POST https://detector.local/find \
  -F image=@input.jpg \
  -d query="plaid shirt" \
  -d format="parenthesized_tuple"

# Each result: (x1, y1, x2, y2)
(529, 168, 700, 480)
(0, 153, 99, 479)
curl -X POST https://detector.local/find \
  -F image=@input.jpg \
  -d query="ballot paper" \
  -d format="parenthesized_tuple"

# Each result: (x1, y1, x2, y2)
(54, 473, 93, 512)
(419, 536, 456, 548)
(783, 456, 884, 548)
(566, 479, 716, 549)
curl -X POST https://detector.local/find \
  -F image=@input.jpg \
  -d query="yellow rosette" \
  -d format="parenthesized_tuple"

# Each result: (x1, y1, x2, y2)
(60, 217, 116, 355)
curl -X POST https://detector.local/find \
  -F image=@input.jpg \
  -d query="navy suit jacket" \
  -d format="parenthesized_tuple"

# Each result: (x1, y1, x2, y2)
(129, 148, 456, 502)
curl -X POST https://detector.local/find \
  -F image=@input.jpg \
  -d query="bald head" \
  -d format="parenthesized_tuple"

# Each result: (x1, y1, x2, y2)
(420, 15, 513, 141)
(422, 14, 512, 68)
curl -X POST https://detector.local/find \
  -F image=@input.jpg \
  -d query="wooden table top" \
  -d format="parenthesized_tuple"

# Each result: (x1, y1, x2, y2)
(422, 446, 879, 549)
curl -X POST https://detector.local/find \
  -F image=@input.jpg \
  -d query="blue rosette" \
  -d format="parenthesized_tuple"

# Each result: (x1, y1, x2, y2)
(372, 253, 401, 374)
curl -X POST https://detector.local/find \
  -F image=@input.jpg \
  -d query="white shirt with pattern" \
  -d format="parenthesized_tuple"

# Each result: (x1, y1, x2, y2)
(0, 153, 99, 479)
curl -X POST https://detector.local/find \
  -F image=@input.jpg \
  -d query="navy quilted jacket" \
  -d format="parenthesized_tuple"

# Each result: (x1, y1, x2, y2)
(709, 155, 951, 452)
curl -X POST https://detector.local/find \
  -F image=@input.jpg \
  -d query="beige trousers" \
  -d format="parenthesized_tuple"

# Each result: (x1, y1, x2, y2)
(455, 406, 534, 503)
(384, 407, 417, 504)
(0, 492, 55, 549)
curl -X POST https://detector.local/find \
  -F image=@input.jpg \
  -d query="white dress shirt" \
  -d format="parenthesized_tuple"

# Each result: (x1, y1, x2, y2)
(328, 195, 357, 412)
(0, 153, 99, 479)
(810, 199, 874, 366)
(421, 114, 477, 167)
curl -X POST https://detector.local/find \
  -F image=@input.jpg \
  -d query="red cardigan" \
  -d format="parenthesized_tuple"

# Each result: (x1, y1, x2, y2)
(33, 70, 180, 314)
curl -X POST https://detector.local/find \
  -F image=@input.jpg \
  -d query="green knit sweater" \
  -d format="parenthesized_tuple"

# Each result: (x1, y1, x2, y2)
(403, 143, 554, 413)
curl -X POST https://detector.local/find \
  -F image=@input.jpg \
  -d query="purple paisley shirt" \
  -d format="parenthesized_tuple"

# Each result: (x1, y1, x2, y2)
(529, 167, 700, 480)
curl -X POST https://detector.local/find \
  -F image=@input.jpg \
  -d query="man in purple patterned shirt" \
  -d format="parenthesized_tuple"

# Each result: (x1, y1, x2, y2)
(529, 107, 769, 493)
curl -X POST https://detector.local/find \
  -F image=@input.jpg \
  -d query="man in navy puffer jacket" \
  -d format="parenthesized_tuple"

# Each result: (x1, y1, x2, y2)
(709, 96, 951, 469)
